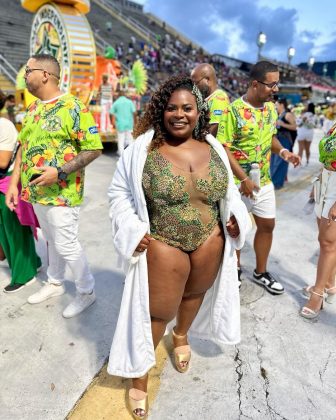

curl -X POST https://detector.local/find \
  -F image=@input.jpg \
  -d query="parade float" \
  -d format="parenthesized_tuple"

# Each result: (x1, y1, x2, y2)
(21, 0, 96, 105)
(18, 0, 147, 141)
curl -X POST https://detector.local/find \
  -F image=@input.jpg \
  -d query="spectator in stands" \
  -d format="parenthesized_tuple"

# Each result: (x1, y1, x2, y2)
(217, 61, 300, 294)
(129, 38, 135, 54)
(271, 98, 297, 189)
(116, 42, 124, 59)
(98, 74, 113, 133)
(296, 102, 317, 165)
(164, 33, 171, 48)
(0, 89, 41, 293)
(110, 91, 136, 156)
(105, 21, 112, 32)
(6, 54, 102, 317)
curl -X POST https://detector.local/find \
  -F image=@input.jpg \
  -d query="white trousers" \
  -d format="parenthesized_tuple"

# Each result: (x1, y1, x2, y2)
(100, 99, 112, 132)
(117, 130, 134, 155)
(33, 204, 95, 294)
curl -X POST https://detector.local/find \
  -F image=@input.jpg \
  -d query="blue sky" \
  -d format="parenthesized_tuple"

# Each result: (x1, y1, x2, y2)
(135, 0, 335, 65)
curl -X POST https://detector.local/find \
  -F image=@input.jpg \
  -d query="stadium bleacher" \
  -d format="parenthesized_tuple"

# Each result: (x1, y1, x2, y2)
(0, 0, 335, 101)
(0, 1, 32, 73)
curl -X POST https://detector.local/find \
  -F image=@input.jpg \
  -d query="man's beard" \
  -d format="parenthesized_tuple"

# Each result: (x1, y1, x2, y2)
(199, 85, 211, 99)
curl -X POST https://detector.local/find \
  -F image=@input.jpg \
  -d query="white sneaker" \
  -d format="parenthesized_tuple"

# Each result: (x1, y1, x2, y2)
(62, 291, 96, 318)
(27, 282, 65, 304)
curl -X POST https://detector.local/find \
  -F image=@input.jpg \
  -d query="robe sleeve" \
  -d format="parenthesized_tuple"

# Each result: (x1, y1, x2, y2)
(107, 147, 149, 261)
(223, 184, 251, 251)
(215, 137, 251, 251)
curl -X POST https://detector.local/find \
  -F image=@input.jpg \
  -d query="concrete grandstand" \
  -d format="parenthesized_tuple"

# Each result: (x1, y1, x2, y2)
(0, 0, 335, 103)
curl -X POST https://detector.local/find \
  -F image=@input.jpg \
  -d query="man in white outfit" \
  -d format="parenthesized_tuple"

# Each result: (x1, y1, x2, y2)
(6, 54, 103, 318)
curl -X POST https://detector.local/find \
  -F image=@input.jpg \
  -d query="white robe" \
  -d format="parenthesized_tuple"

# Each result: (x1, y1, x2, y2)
(107, 129, 251, 378)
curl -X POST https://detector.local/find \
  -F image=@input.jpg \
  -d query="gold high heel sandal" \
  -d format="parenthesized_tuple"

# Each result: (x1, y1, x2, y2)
(299, 289, 324, 319)
(128, 388, 148, 419)
(172, 328, 191, 373)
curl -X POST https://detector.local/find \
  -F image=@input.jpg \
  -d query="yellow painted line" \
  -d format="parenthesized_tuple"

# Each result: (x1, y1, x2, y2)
(275, 171, 314, 207)
(67, 339, 172, 419)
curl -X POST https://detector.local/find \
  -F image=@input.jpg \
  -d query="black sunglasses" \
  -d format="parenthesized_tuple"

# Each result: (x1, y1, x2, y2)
(25, 66, 60, 80)
(194, 76, 208, 85)
(257, 80, 279, 89)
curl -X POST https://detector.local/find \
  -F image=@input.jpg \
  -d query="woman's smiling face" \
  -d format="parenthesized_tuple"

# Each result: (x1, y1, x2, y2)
(163, 89, 200, 140)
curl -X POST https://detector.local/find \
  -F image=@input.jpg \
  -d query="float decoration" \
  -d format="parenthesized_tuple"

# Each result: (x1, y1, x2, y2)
(21, 0, 90, 14)
(21, 0, 96, 105)
(104, 46, 116, 60)
(128, 60, 148, 95)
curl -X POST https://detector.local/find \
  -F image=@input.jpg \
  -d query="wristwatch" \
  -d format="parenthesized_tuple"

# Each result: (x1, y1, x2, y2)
(57, 167, 68, 181)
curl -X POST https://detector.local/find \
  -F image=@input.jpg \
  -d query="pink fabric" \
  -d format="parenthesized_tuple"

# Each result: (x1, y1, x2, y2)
(0, 176, 39, 233)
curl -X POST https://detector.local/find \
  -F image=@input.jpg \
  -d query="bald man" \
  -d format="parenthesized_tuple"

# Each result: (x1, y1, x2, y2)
(191, 63, 258, 288)
(191, 63, 230, 137)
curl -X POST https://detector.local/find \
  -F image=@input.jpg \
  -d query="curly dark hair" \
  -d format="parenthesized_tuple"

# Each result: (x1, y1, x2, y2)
(134, 75, 210, 149)
(0, 90, 6, 112)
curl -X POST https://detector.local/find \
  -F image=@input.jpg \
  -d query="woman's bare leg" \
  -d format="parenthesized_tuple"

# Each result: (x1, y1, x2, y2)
(174, 224, 225, 347)
(312, 218, 336, 292)
(132, 240, 190, 392)
(298, 140, 305, 161)
(304, 140, 311, 164)
(326, 267, 336, 291)
(304, 217, 336, 311)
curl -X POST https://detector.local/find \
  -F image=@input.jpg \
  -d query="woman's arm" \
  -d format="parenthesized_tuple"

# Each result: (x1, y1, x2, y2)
(0, 150, 13, 169)
(277, 112, 296, 131)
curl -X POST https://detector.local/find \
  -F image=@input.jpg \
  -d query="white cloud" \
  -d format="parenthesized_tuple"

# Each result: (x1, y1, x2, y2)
(208, 16, 248, 58)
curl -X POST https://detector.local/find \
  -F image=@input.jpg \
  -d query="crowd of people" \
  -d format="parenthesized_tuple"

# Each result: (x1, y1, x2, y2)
(1, 53, 336, 419)
(107, 28, 336, 106)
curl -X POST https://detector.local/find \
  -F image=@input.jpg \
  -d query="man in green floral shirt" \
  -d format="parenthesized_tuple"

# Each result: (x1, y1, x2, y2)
(217, 61, 300, 294)
(6, 54, 103, 318)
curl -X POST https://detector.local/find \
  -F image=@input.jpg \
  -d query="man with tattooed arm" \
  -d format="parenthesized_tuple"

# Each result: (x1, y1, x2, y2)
(6, 54, 103, 318)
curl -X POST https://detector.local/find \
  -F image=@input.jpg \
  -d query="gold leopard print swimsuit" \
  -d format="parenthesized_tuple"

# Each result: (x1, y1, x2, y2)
(142, 146, 229, 252)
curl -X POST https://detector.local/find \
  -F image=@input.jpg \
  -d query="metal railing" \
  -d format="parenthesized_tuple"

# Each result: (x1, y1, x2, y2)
(0, 54, 17, 84)
(94, 0, 189, 64)
(93, 0, 159, 48)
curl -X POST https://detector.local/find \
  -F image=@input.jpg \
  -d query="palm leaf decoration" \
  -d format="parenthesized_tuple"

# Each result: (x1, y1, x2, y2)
(129, 60, 148, 95)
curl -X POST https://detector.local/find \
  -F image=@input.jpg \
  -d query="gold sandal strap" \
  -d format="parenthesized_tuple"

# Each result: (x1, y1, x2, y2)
(174, 345, 191, 355)
(129, 388, 148, 417)
(129, 388, 147, 401)
(172, 328, 187, 339)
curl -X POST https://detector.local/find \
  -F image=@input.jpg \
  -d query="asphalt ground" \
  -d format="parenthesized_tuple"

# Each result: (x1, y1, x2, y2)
(1, 131, 336, 420)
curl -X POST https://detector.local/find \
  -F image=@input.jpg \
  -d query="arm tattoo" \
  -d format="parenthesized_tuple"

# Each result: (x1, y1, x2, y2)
(61, 150, 102, 174)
